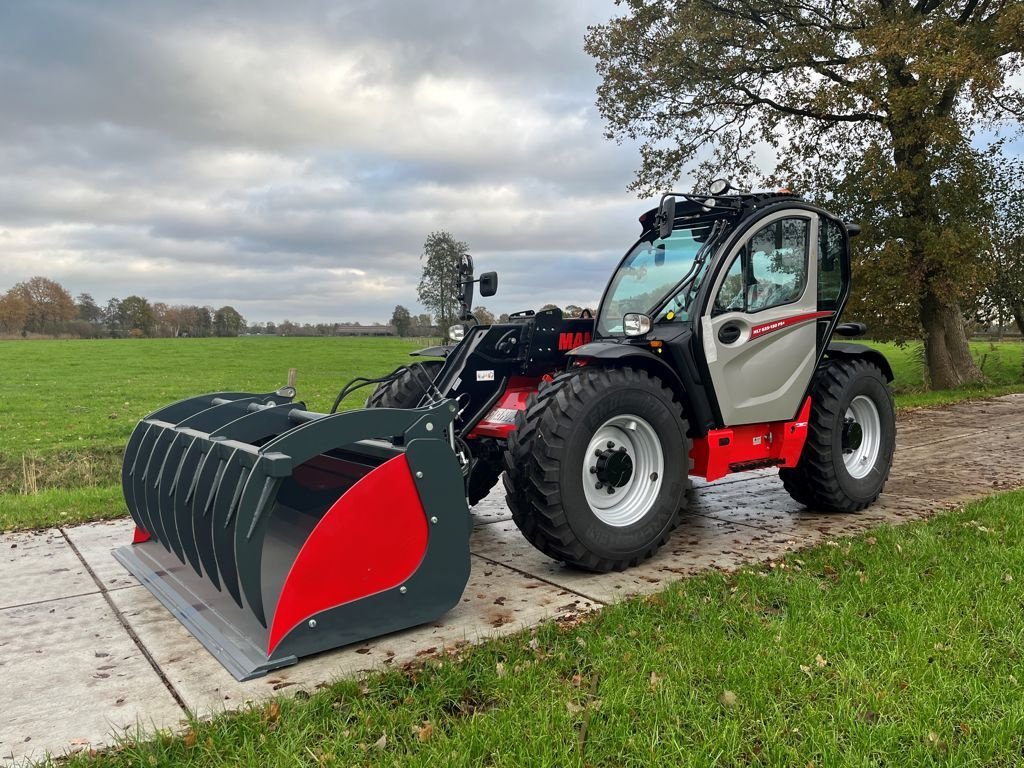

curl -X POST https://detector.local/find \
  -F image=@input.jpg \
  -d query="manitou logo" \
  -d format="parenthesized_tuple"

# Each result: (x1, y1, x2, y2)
(558, 331, 592, 351)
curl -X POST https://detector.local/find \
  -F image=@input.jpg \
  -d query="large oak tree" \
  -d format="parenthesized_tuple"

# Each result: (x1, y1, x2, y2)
(585, 0, 1023, 388)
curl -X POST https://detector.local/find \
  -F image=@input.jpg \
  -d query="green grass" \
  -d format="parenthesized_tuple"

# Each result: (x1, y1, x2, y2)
(62, 490, 1024, 767)
(866, 339, 1024, 408)
(0, 337, 429, 528)
(0, 337, 1021, 531)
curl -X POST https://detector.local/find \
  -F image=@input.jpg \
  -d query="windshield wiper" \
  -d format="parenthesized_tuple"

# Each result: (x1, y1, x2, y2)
(652, 219, 730, 316)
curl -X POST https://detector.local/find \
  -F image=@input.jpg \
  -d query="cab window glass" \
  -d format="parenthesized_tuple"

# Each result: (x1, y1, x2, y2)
(713, 218, 809, 314)
(818, 218, 846, 309)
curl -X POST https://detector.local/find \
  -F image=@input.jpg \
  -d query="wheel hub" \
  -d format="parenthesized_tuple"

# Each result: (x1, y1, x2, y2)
(841, 395, 882, 480)
(842, 418, 863, 453)
(582, 414, 665, 527)
(595, 446, 633, 489)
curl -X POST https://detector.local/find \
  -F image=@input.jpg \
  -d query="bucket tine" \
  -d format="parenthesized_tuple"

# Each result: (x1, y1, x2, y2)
(129, 424, 163, 545)
(156, 432, 191, 564)
(210, 451, 251, 608)
(173, 436, 213, 579)
(140, 428, 177, 552)
(189, 442, 224, 588)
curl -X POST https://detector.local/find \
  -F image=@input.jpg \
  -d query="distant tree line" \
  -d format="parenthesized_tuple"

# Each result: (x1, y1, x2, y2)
(0, 276, 245, 338)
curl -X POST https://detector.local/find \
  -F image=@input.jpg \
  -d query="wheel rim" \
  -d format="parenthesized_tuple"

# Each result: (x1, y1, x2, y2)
(842, 395, 881, 480)
(582, 414, 665, 527)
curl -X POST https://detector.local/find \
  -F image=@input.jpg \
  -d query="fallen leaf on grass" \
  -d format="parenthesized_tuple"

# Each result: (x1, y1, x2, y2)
(719, 690, 738, 708)
(959, 722, 971, 736)
(496, 662, 506, 678)
(815, 654, 828, 668)
(566, 701, 585, 714)
(264, 701, 280, 724)
(649, 672, 662, 689)
(417, 723, 433, 743)
(799, 664, 812, 676)
(374, 733, 387, 750)
(183, 730, 197, 748)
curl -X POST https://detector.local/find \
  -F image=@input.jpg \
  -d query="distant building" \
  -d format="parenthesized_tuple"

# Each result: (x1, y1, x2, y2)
(333, 324, 395, 337)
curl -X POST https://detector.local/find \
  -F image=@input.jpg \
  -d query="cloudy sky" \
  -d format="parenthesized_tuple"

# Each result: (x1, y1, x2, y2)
(0, 0, 662, 324)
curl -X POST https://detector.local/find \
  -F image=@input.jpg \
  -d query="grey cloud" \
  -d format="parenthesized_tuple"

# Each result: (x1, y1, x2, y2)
(0, 0, 661, 323)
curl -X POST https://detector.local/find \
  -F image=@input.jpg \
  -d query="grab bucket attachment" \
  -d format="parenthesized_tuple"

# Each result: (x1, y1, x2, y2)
(114, 389, 471, 680)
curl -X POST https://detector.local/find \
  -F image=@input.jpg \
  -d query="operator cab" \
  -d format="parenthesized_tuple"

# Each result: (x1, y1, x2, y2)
(579, 181, 856, 432)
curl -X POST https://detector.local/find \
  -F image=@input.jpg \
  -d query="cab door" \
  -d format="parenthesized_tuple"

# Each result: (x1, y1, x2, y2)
(700, 210, 822, 426)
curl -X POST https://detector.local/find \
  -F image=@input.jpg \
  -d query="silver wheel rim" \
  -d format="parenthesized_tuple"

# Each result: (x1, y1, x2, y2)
(843, 395, 881, 480)
(582, 414, 665, 527)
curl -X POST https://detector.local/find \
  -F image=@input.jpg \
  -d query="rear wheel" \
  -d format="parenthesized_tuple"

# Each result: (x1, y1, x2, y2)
(503, 367, 689, 572)
(780, 359, 895, 512)
(365, 360, 443, 409)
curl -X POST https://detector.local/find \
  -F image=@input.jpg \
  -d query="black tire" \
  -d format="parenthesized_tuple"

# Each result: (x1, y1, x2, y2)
(503, 367, 689, 572)
(365, 361, 443, 409)
(467, 459, 502, 506)
(779, 358, 895, 512)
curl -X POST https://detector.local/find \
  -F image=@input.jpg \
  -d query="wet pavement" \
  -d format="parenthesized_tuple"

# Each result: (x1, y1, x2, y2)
(2, 393, 1022, 764)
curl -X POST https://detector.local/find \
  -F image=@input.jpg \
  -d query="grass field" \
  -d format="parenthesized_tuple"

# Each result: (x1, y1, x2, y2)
(63, 489, 1024, 767)
(1, 336, 1021, 531)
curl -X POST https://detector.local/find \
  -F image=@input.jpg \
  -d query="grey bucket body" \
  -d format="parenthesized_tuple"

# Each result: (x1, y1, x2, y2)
(115, 390, 471, 680)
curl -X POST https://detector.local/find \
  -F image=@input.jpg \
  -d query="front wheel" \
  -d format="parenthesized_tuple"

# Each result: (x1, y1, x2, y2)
(780, 359, 895, 512)
(503, 367, 689, 572)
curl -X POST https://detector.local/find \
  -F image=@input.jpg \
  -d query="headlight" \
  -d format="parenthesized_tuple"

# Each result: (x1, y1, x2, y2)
(623, 313, 652, 337)
(709, 178, 731, 195)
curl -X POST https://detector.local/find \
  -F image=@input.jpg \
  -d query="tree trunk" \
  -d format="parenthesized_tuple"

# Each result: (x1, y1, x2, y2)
(920, 290, 985, 389)
(1013, 305, 1024, 338)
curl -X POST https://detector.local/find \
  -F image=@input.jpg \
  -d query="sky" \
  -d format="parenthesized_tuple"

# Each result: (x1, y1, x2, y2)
(0, 0, 660, 324)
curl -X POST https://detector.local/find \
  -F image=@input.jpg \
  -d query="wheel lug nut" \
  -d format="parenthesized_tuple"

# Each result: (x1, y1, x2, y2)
(607, 441, 615, 448)
(595, 482, 603, 490)
(606, 486, 615, 494)
(594, 449, 603, 458)
(650, 472, 658, 481)
(589, 466, 597, 474)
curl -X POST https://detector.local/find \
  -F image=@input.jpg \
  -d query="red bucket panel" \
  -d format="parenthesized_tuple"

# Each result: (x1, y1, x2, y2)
(268, 453, 429, 653)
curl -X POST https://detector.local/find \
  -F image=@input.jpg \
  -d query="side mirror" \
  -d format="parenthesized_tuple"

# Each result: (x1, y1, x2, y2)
(479, 271, 498, 297)
(623, 313, 652, 337)
(658, 196, 675, 240)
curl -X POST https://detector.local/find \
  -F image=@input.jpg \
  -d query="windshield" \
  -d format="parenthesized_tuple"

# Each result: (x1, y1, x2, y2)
(597, 222, 723, 335)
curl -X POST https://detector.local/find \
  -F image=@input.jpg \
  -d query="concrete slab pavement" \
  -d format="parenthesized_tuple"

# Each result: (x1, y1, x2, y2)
(2, 394, 1023, 764)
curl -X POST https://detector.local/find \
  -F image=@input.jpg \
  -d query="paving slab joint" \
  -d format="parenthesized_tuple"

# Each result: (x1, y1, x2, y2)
(470, 553, 609, 608)
(59, 527, 191, 716)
